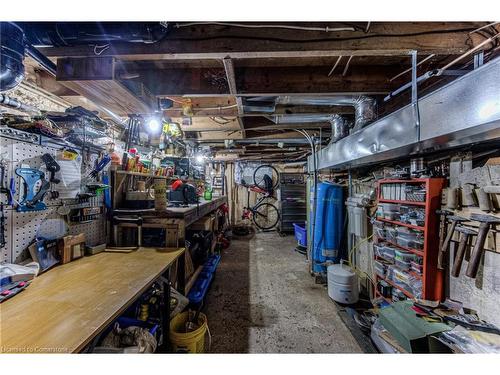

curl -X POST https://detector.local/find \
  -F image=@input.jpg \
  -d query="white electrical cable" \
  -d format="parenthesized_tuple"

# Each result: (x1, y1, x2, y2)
(342, 56, 354, 76)
(174, 22, 355, 33)
(327, 56, 343, 77)
(389, 54, 435, 82)
(469, 21, 500, 35)
(93, 44, 110, 56)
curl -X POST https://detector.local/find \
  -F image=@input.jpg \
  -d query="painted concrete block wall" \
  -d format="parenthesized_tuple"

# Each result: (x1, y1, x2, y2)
(449, 246, 500, 326)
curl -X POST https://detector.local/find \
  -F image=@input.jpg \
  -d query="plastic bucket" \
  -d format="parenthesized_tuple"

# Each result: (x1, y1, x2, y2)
(169, 311, 210, 353)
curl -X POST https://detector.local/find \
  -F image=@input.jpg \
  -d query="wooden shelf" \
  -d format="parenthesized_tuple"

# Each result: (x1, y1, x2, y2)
(115, 170, 173, 179)
(377, 217, 425, 232)
(379, 198, 426, 207)
(376, 273, 415, 299)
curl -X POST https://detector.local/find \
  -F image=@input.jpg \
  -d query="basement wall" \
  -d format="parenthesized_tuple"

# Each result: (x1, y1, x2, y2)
(448, 247, 500, 327)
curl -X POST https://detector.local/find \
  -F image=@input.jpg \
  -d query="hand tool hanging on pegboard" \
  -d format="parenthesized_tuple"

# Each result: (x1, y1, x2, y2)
(41, 153, 61, 200)
(15, 168, 50, 212)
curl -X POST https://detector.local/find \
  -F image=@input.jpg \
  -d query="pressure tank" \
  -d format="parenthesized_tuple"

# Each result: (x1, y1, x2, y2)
(312, 182, 344, 273)
(327, 263, 359, 304)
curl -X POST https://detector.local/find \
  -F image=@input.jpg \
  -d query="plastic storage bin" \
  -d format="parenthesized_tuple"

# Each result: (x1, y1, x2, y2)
(203, 254, 221, 273)
(382, 245, 397, 260)
(395, 249, 417, 262)
(386, 227, 398, 243)
(396, 236, 424, 250)
(187, 272, 213, 305)
(374, 244, 385, 258)
(293, 223, 307, 247)
(395, 258, 411, 271)
(374, 260, 389, 276)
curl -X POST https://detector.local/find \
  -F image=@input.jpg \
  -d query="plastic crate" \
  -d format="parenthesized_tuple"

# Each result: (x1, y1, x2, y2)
(203, 254, 221, 273)
(187, 271, 213, 304)
(293, 223, 307, 247)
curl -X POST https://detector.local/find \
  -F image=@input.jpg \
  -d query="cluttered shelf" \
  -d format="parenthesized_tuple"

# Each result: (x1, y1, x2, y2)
(114, 170, 174, 180)
(377, 218, 425, 232)
(378, 198, 426, 207)
(375, 273, 416, 300)
(376, 237, 424, 257)
(374, 290, 393, 304)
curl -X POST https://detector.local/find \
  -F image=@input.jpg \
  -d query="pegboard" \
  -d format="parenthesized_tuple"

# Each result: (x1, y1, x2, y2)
(1, 135, 106, 264)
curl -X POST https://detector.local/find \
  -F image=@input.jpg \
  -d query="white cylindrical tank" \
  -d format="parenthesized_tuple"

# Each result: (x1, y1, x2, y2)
(327, 263, 359, 304)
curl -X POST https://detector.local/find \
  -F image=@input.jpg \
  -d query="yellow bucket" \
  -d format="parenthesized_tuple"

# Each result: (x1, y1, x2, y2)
(169, 311, 210, 353)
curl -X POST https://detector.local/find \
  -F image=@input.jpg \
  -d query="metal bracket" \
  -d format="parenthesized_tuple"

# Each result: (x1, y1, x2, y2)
(410, 50, 421, 140)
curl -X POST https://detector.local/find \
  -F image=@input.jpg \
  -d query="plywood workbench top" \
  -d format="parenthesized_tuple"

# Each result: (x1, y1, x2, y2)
(0, 247, 184, 353)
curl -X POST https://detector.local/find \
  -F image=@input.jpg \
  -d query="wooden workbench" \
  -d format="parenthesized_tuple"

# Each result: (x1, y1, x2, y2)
(114, 196, 228, 247)
(0, 247, 185, 353)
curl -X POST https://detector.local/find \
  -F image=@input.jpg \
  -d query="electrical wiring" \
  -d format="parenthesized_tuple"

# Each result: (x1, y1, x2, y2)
(165, 27, 481, 44)
(174, 22, 355, 33)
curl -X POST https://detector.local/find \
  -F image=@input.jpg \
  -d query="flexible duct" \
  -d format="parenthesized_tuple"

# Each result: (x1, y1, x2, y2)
(18, 22, 169, 47)
(0, 94, 41, 114)
(0, 22, 25, 92)
(267, 114, 350, 143)
(275, 95, 377, 130)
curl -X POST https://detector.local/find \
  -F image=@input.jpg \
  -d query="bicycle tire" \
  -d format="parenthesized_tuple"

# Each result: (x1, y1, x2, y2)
(253, 164, 279, 191)
(252, 202, 280, 230)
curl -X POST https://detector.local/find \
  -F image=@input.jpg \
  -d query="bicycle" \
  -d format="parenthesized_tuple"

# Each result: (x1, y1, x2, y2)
(241, 165, 280, 231)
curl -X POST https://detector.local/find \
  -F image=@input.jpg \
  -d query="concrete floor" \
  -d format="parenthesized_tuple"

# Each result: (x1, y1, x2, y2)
(204, 231, 364, 353)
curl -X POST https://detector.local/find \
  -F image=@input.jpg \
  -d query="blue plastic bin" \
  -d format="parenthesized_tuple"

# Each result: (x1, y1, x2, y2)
(202, 254, 221, 273)
(293, 223, 307, 246)
(187, 271, 213, 304)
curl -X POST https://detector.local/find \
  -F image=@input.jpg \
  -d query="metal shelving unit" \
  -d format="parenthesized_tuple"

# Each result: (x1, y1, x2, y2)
(278, 173, 306, 233)
(374, 177, 446, 302)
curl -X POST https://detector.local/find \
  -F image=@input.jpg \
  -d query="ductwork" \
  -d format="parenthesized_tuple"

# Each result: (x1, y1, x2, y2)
(275, 95, 377, 130)
(18, 22, 169, 47)
(0, 22, 25, 92)
(308, 57, 500, 171)
(0, 93, 41, 114)
(266, 113, 350, 143)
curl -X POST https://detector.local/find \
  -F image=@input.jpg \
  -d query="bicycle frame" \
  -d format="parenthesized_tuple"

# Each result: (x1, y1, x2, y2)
(242, 185, 273, 219)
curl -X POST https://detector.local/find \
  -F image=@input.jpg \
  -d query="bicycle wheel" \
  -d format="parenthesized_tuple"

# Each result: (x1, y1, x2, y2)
(253, 202, 280, 230)
(253, 164, 279, 191)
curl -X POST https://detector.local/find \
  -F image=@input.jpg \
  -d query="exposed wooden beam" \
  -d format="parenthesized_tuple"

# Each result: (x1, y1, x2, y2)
(222, 57, 245, 136)
(137, 65, 403, 96)
(56, 57, 155, 115)
(38, 22, 485, 60)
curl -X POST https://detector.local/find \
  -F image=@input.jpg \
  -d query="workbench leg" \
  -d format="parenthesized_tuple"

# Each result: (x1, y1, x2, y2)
(178, 252, 186, 295)
(159, 268, 171, 353)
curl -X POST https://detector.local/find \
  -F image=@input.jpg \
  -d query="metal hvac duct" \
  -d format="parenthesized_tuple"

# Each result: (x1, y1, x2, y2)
(0, 23, 25, 92)
(275, 95, 377, 130)
(0, 94, 40, 114)
(267, 114, 350, 143)
(18, 22, 169, 47)
(308, 57, 500, 171)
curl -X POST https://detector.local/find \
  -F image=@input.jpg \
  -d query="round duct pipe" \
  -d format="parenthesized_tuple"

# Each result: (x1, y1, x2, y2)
(276, 95, 377, 130)
(0, 22, 25, 92)
(19, 22, 169, 47)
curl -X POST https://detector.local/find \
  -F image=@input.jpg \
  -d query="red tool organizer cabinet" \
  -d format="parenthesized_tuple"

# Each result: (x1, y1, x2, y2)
(374, 178, 447, 303)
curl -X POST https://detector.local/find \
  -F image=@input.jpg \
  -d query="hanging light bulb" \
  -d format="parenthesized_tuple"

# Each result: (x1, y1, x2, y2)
(147, 118, 161, 133)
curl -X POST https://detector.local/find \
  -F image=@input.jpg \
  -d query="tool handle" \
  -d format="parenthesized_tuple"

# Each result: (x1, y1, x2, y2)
(438, 221, 457, 269)
(451, 233, 468, 277)
(8, 177, 15, 206)
(465, 223, 489, 278)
